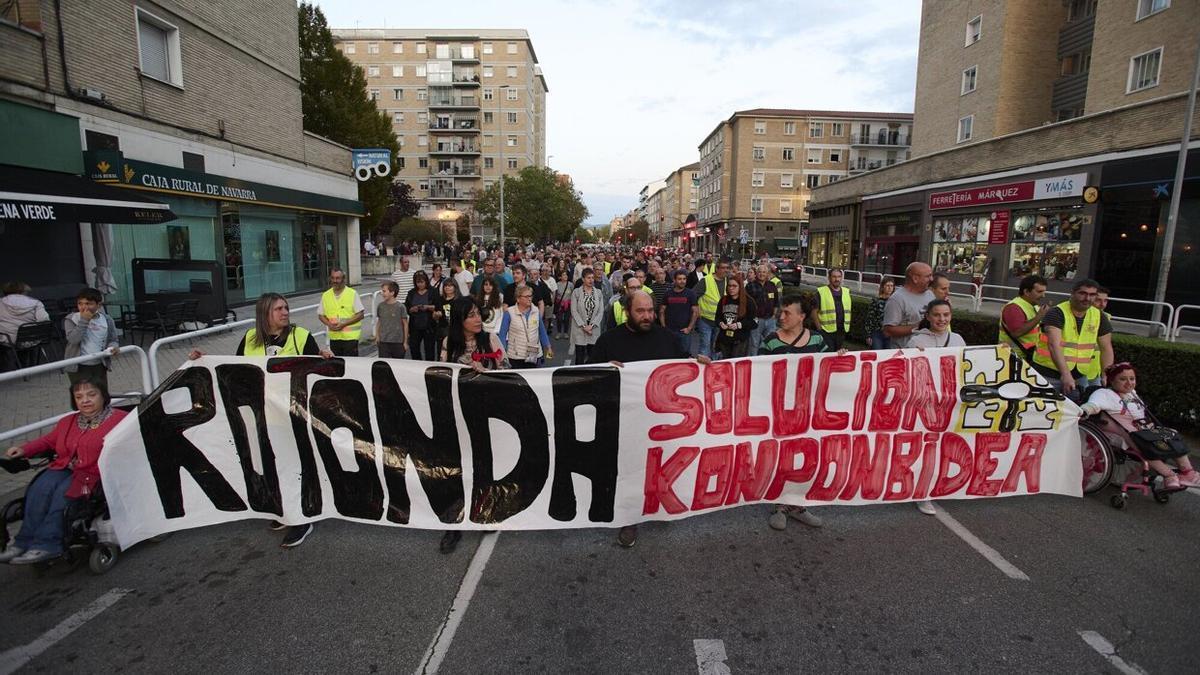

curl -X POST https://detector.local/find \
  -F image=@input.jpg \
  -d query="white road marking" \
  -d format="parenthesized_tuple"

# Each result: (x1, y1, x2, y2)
(1078, 631, 1150, 675)
(693, 639, 732, 675)
(0, 587, 132, 675)
(415, 532, 500, 675)
(933, 506, 1030, 581)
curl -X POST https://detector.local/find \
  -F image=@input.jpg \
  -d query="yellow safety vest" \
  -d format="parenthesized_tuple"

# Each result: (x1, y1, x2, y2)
(770, 276, 782, 288)
(705, 262, 716, 275)
(1033, 302, 1101, 378)
(817, 285, 852, 332)
(1001, 296, 1041, 353)
(613, 300, 627, 327)
(698, 275, 724, 321)
(603, 261, 612, 275)
(242, 326, 311, 356)
(321, 287, 362, 340)
(1088, 311, 1112, 376)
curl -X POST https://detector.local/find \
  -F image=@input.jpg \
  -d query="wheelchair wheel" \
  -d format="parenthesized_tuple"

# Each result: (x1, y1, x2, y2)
(1080, 424, 1114, 495)
(1153, 490, 1171, 505)
(88, 543, 119, 575)
(1109, 494, 1126, 509)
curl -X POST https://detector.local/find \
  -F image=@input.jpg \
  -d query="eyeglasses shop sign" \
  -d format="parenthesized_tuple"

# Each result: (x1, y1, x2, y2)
(928, 173, 1088, 210)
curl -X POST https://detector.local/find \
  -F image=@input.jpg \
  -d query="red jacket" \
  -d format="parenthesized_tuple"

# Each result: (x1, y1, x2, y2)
(20, 409, 128, 499)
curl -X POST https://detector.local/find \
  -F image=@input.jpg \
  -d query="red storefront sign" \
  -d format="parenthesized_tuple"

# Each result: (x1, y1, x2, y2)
(989, 210, 1010, 244)
(929, 181, 1034, 209)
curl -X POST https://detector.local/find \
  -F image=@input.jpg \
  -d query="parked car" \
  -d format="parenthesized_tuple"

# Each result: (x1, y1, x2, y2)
(770, 257, 799, 285)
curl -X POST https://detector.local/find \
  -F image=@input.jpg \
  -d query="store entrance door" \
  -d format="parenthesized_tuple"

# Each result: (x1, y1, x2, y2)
(320, 225, 339, 282)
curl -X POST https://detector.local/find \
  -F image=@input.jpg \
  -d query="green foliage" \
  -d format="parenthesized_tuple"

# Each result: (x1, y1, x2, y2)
(377, 182, 420, 236)
(595, 224, 611, 242)
(297, 3, 399, 233)
(628, 218, 651, 244)
(473, 166, 589, 242)
(390, 217, 439, 243)
(573, 226, 595, 243)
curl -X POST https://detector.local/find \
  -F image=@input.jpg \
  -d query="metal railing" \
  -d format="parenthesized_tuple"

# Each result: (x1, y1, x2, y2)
(1170, 304, 1200, 341)
(0, 346, 152, 444)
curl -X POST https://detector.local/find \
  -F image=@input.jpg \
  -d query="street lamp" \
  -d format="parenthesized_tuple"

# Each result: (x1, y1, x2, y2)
(437, 207, 461, 242)
(498, 84, 510, 246)
(751, 193, 759, 259)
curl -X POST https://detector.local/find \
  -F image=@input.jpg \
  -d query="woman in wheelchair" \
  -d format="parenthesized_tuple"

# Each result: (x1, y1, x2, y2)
(1080, 362, 1200, 491)
(0, 377, 127, 564)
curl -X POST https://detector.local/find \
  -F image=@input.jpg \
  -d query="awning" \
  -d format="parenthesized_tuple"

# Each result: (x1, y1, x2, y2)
(0, 164, 176, 225)
(774, 238, 800, 250)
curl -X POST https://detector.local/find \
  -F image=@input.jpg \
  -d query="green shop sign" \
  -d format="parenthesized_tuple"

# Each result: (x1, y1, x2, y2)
(112, 159, 363, 216)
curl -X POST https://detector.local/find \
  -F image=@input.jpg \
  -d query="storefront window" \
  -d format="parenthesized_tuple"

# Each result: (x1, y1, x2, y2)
(808, 232, 828, 266)
(829, 230, 850, 269)
(238, 205, 298, 299)
(109, 196, 217, 305)
(1009, 206, 1086, 280)
(932, 214, 992, 277)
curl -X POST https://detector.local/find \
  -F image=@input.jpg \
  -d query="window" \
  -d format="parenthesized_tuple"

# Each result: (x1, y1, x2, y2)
(483, 66, 494, 78)
(809, 122, 823, 138)
(507, 112, 518, 124)
(752, 146, 765, 161)
(957, 115, 974, 142)
(460, 45, 475, 59)
(754, 120, 766, 134)
(182, 151, 204, 172)
(1136, 0, 1169, 20)
(779, 200, 792, 214)
(506, 88, 518, 101)
(507, 158, 518, 169)
(416, 42, 426, 54)
(392, 88, 403, 100)
(392, 42, 403, 54)
(1060, 51, 1091, 76)
(829, 150, 841, 163)
(392, 65, 403, 77)
(436, 43, 450, 59)
(484, 157, 494, 169)
(831, 122, 843, 136)
(482, 88, 494, 101)
(828, 175, 840, 183)
(506, 135, 517, 147)
(750, 197, 763, 213)
(396, 135, 404, 147)
(483, 135, 494, 147)
(419, 181, 428, 191)
(418, 135, 428, 146)
(507, 42, 518, 54)
(933, 214, 992, 277)
(962, 65, 977, 94)
(1008, 206, 1087, 280)
(344, 43, 356, 54)
(369, 89, 379, 101)
(807, 149, 822, 164)
(368, 65, 380, 77)
(392, 111, 404, 124)
(418, 158, 428, 168)
(806, 174, 820, 188)
(751, 171, 764, 187)
(397, 158, 405, 169)
(483, 112, 494, 123)
(416, 65, 427, 77)
(482, 42, 493, 54)
(784, 121, 796, 135)
(1067, 0, 1097, 20)
(506, 66, 517, 77)
(966, 15, 982, 45)
(136, 9, 182, 86)
(1127, 47, 1162, 93)
(367, 42, 379, 54)
(780, 173, 794, 188)
(782, 147, 795, 161)
(417, 112, 428, 123)
(417, 88, 427, 100)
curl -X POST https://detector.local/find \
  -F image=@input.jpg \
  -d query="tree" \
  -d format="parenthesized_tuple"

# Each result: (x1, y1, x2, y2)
(298, 3, 399, 233)
(573, 226, 595, 244)
(391, 217, 439, 243)
(595, 224, 611, 242)
(629, 218, 651, 244)
(377, 181, 420, 237)
(473, 166, 589, 242)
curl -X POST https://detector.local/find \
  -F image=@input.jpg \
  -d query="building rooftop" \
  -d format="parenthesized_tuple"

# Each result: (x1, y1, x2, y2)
(733, 108, 913, 120)
(330, 28, 540, 63)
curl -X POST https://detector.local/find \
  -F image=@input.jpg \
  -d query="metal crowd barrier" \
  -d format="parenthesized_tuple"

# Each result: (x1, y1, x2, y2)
(1171, 304, 1200, 342)
(0, 346, 152, 444)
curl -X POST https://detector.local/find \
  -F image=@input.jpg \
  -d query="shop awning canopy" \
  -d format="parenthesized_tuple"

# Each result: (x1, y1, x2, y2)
(774, 238, 800, 249)
(0, 164, 176, 225)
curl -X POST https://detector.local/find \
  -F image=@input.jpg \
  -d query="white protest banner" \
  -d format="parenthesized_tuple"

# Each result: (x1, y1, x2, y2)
(99, 345, 1083, 548)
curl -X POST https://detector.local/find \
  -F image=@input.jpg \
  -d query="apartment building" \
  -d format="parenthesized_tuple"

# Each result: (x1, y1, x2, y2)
(810, 0, 1199, 308)
(1, 0, 361, 307)
(662, 162, 700, 246)
(696, 109, 913, 256)
(333, 29, 548, 240)
(638, 178, 667, 240)
(913, 0, 1196, 156)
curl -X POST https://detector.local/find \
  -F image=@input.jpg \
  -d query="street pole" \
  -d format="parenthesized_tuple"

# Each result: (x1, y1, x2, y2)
(1152, 36, 1200, 332)
(752, 193, 758, 260)
(498, 86, 506, 247)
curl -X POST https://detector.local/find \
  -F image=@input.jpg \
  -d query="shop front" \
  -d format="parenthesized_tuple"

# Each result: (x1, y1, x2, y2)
(103, 159, 363, 306)
(862, 208, 921, 277)
(806, 229, 850, 269)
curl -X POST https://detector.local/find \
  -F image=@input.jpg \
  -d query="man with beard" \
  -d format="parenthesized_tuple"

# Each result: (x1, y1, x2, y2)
(590, 291, 711, 548)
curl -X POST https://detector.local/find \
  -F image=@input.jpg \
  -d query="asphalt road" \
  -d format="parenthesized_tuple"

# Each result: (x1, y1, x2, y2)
(1, 334, 1197, 674)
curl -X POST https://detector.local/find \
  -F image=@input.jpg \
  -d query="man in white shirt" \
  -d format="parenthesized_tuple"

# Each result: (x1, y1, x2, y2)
(391, 256, 416, 301)
(451, 259, 474, 297)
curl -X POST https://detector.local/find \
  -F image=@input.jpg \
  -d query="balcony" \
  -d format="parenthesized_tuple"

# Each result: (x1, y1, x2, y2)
(429, 140, 480, 155)
(430, 164, 480, 177)
(1057, 13, 1094, 59)
(429, 117, 480, 133)
(428, 94, 480, 109)
(850, 132, 910, 146)
(849, 159, 884, 173)
(447, 47, 479, 63)
(428, 188, 475, 200)
(1051, 71, 1089, 115)
(452, 73, 481, 87)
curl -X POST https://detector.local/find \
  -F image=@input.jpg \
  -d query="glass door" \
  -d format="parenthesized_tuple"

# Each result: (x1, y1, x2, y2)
(321, 224, 339, 281)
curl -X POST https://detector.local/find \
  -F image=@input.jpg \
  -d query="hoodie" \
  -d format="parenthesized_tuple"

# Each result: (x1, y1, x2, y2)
(0, 294, 50, 344)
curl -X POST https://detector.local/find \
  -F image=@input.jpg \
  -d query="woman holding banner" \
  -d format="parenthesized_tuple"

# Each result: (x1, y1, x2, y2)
(439, 296, 509, 553)
(908, 298, 965, 516)
(187, 292, 330, 547)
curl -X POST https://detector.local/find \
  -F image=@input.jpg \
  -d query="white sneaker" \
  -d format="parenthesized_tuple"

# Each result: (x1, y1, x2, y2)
(788, 507, 824, 528)
(916, 500, 937, 516)
(768, 508, 787, 531)
(10, 549, 55, 565)
(0, 544, 25, 563)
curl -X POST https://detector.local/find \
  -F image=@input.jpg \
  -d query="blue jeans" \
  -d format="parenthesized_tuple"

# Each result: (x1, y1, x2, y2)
(671, 329, 694, 356)
(750, 317, 777, 356)
(696, 319, 717, 359)
(868, 330, 890, 351)
(15, 468, 73, 555)
(1045, 373, 1099, 403)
